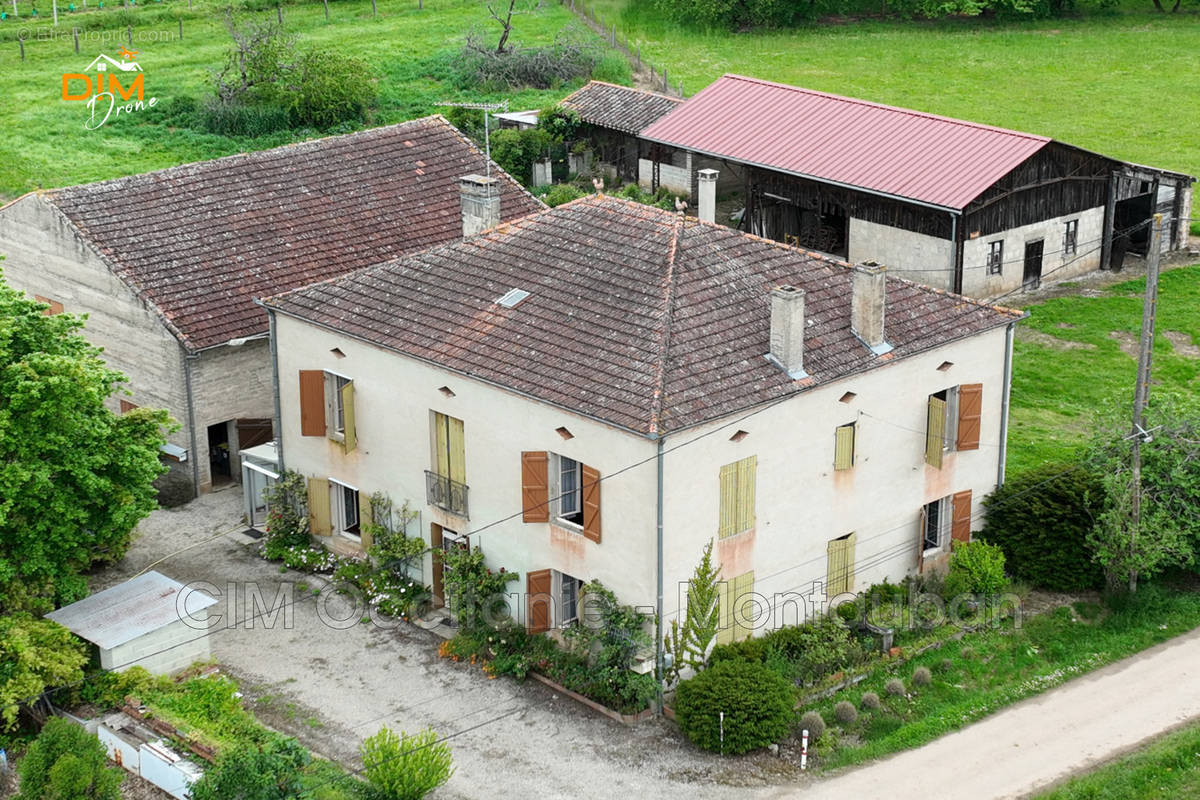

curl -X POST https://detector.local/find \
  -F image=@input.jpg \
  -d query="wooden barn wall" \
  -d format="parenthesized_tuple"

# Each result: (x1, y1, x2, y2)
(963, 144, 1114, 238)
(746, 167, 953, 240)
(580, 124, 640, 179)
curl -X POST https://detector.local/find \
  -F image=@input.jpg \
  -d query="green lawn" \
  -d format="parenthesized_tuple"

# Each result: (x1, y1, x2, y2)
(1006, 265, 1200, 476)
(588, 0, 1199, 188)
(1036, 719, 1200, 799)
(0, 0, 600, 199)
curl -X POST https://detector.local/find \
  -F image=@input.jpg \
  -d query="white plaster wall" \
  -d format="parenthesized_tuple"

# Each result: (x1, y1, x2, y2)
(274, 314, 661, 624)
(848, 218, 955, 290)
(658, 325, 1013, 636)
(190, 340, 276, 492)
(0, 194, 190, 451)
(101, 616, 211, 675)
(962, 206, 1105, 298)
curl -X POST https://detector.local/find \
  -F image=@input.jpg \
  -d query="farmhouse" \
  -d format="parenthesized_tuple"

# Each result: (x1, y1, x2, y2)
(263, 190, 1022, 647)
(572, 75, 1194, 299)
(0, 115, 541, 497)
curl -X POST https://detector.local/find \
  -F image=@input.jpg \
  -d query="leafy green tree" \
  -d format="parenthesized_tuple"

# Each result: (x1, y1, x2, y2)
(665, 540, 721, 682)
(441, 546, 518, 631)
(189, 736, 310, 800)
(0, 616, 87, 732)
(0, 275, 170, 612)
(360, 727, 454, 800)
(943, 540, 1009, 598)
(16, 717, 122, 800)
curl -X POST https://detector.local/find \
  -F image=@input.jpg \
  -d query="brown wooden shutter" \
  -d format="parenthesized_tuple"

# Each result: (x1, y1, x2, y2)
(119, 399, 139, 414)
(307, 477, 331, 536)
(299, 371, 326, 437)
(582, 463, 601, 543)
(527, 569, 553, 633)
(956, 383, 983, 451)
(521, 451, 549, 522)
(951, 490, 973, 544)
(916, 506, 927, 573)
(431, 525, 445, 608)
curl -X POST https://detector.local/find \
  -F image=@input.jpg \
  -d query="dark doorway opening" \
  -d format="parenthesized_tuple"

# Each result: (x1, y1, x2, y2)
(207, 422, 232, 487)
(1113, 191, 1155, 268)
(1023, 239, 1044, 290)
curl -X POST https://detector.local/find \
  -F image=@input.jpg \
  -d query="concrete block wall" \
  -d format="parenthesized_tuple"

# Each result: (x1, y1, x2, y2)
(101, 616, 211, 675)
(638, 158, 692, 197)
(190, 340, 276, 492)
(962, 206, 1105, 298)
(848, 218, 955, 290)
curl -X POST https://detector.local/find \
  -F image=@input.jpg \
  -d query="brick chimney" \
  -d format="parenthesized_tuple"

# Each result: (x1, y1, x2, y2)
(769, 285, 807, 379)
(851, 261, 893, 355)
(697, 168, 718, 223)
(460, 174, 500, 238)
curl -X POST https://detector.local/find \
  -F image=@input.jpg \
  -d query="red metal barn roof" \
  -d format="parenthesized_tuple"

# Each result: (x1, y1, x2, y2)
(641, 75, 1051, 210)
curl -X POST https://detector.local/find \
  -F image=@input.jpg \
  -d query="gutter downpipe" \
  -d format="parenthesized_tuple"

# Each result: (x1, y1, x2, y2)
(997, 321, 1016, 488)
(183, 349, 201, 498)
(950, 211, 962, 295)
(654, 434, 665, 715)
(266, 306, 284, 472)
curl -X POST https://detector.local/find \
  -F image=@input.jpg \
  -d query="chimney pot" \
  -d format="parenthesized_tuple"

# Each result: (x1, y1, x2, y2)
(460, 174, 500, 239)
(697, 168, 719, 224)
(769, 285, 807, 379)
(851, 261, 892, 354)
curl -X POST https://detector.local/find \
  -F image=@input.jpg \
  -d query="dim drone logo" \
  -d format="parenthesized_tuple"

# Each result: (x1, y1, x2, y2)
(61, 47, 158, 130)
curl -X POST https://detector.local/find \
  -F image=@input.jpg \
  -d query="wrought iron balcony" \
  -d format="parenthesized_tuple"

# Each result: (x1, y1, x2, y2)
(425, 470, 469, 517)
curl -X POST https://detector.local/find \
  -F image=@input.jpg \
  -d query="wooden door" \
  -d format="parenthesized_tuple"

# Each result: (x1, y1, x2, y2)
(1023, 239, 1044, 289)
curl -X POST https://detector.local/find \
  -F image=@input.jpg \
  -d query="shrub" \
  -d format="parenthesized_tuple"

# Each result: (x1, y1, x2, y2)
(980, 461, 1105, 591)
(710, 614, 863, 685)
(833, 700, 858, 725)
(16, 717, 122, 800)
(282, 48, 375, 129)
(1, 616, 88, 732)
(536, 183, 588, 207)
(799, 710, 825, 741)
(189, 735, 310, 800)
(360, 727, 454, 800)
(944, 540, 1009, 599)
(262, 470, 310, 558)
(674, 659, 794, 754)
(885, 678, 906, 696)
(451, 28, 609, 91)
(490, 127, 553, 187)
(912, 666, 932, 687)
(860, 692, 881, 710)
(940, 658, 954, 673)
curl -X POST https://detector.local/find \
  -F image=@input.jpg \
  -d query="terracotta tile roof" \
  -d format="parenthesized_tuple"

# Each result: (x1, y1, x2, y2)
(266, 195, 1022, 436)
(641, 74, 1051, 210)
(562, 81, 683, 136)
(45, 116, 543, 351)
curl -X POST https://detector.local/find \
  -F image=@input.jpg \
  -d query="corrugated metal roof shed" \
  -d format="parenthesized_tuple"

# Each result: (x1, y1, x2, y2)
(640, 74, 1051, 210)
(46, 572, 217, 650)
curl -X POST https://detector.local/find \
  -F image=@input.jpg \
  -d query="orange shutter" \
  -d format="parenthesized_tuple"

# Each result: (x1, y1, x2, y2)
(299, 371, 326, 437)
(582, 464, 601, 543)
(527, 569, 553, 633)
(521, 451, 549, 522)
(952, 490, 973, 544)
(956, 383, 983, 451)
(119, 399, 139, 414)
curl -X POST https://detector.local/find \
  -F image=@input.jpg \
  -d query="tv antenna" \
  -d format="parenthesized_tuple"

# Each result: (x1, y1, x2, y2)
(437, 100, 510, 187)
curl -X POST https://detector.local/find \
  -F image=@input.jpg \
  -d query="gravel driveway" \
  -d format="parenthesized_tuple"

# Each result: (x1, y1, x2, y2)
(95, 490, 807, 799)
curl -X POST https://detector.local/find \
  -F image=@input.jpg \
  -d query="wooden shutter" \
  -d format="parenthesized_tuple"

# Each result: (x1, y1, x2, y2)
(716, 579, 733, 646)
(719, 456, 757, 537)
(236, 418, 272, 450)
(299, 371, 327, 437)
(916, 506, 927, 572)
(521, 451, 549, 522)
(341, 381, 357, 453)
(434, 413, 449, 476)
(834, 423, 856, 470)
(358, 490, 373, 550)
(431, 525, 445, 607)
(951, 490, 973, 544)
(307, 477, 331, 536)
(718, 462, 737, 539)
(738, 456, 756, 533)
(827, 533, 856, 596)
(956, 384, 983, 451)
(527, 569, 553, 634)
(448, 417, 466, 484)
(732, 571, 755, 642)
(925, 396, 946, 468)
(582, 463, 601, 543)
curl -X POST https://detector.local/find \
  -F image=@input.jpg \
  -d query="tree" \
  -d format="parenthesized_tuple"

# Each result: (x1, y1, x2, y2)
(360, 727, 454, 800)
(16, 717, 122, 800)
(0, 274, 170, 613)
(0, 615, 87, 732)
(665, 540, 721, 682)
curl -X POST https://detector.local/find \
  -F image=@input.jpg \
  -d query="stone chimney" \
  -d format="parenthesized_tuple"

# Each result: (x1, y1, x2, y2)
(769, 285, 807, 379)
(459, 174, 500, 238)
(697, 168, 719, 223)
(851, 261, 893, 355)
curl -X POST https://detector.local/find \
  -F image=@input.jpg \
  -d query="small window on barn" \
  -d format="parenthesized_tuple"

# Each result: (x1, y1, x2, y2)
(986, 241, 1004, 276)
(1063, 220, 1078, 256)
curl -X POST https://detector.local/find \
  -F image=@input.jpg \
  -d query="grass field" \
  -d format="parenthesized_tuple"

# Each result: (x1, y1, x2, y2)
(0, 0, 606, 199)
(1036, 718, 1200, 799)
(590, 0, 1200, 195)
(1005, 265, 1200, 476)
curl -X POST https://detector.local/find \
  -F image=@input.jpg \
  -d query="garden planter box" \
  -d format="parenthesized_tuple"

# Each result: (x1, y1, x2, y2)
(528, 672, 654, 724)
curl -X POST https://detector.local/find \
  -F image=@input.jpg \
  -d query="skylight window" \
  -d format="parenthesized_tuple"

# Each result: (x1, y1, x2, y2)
(497, 288, 531, 308)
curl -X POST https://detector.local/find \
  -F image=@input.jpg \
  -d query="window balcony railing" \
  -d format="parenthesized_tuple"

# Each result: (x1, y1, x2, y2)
(425, 470, 469, 517)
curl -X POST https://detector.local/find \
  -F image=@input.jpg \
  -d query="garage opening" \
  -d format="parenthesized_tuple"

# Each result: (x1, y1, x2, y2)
(1112, 187, 1155, 268)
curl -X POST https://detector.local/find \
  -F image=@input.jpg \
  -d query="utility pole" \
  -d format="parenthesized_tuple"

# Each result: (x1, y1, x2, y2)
(1129, 213, 1164, 594)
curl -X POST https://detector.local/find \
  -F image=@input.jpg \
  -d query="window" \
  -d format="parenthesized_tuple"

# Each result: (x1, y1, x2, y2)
(427, 412, 468, 516)
(328, 373, 350, 435)
(560, 573, 584, 627)
(718, 455, 757, 538)
(922, 497, 949, 552)
(986, 240, 1004, 275)
(520, 452, 601, 543)
(827, 533, 856, 596)
(1063, 219, 1078, 256)
(557, 456, 583, 526)
(331, 479, 360, 538)
(923, 384, 982, 467)
(834, 423, 856, 470)
(298, 370, 356, 451)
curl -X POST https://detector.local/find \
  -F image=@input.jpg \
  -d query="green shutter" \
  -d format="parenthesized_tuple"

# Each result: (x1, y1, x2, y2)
(737, 456, 757, 533)
(719, 456, 757, 538)
(448, 416, 465, 484)
(827, 533, 856, 596)
(341, 381, 356, 452)
(834, 423, 855, 470)
(732, 571, 755, 642)
(926, 396, 947, 468)
(716, 579, 733, 645)
(718, 462, 737, 539)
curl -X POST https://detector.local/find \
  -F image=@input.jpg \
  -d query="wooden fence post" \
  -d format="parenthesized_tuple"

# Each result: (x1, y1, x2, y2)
(18, 36, 24, 61)
(12, 0, 17, 17)
(276, 3, 282, 23)
(322, 0, 329, 19)
(371, 0, 376, 15)
(74, 26, 80, 52)
(661, 67, 667, 92)
(52, 0, 58, 25)
(635, 44, 640, 70)
(178, 17, 182, 39)
(127, 25, 132, 45)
